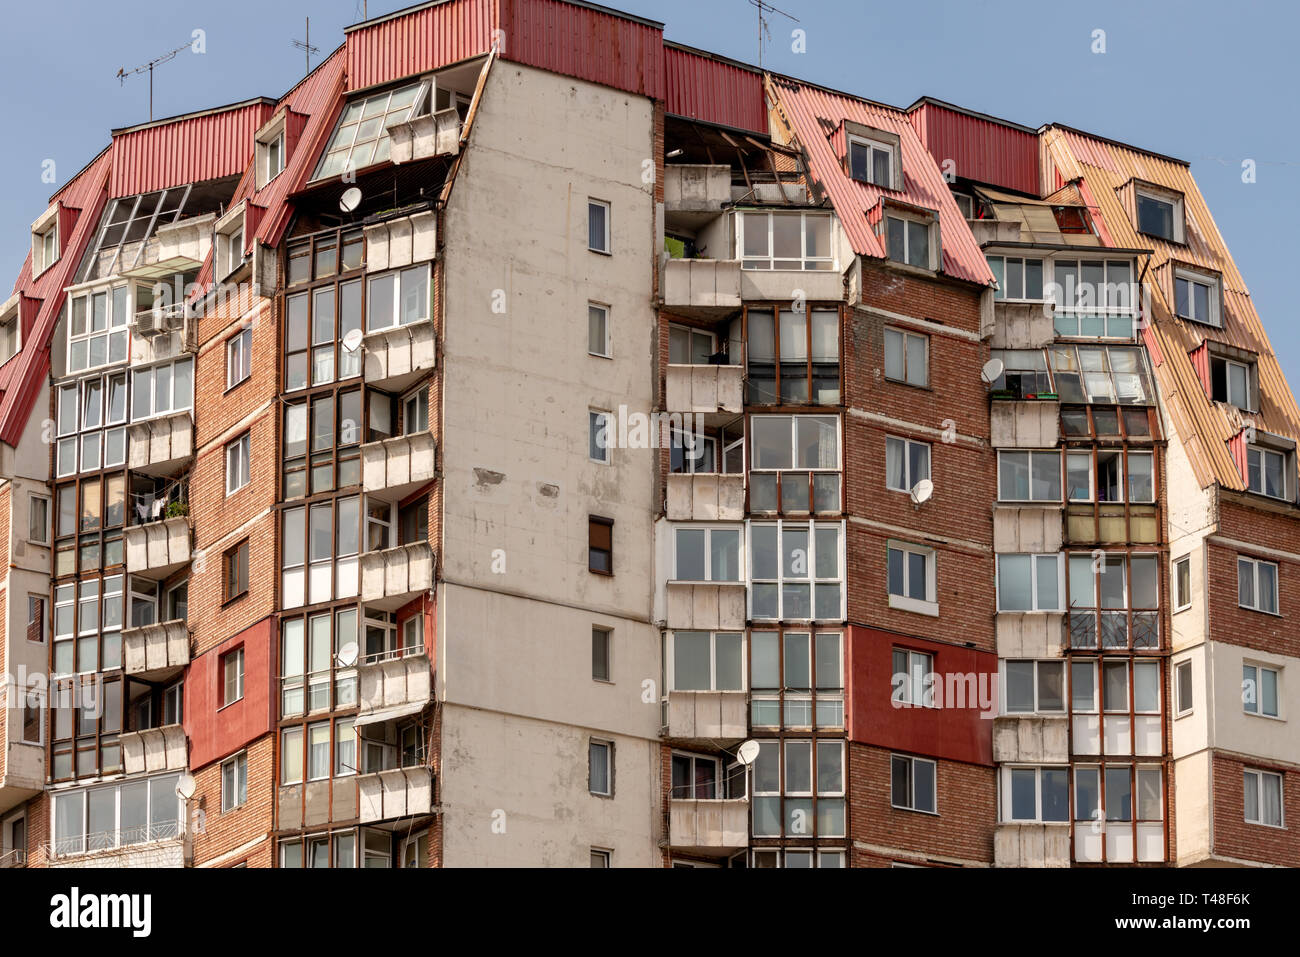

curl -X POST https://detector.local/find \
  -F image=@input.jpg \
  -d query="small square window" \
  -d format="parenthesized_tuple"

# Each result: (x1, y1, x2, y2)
(1237, 556, 1279, 615)
(1242, 663, 1280, 718)
(1175, 660, 1193, 716)
(1210, 355, 1251, 409)
(588, 410, 612, 464)
(589, 739, 613, 796)
(592, 626, 611, 682)
(884, 327, 928, 387)
(1135, 186, 1184, 243)
(1176, 269, 1221, 327)
(222, 752, 248, 812)
(224, 539, 250, 603)
(588, 303, 610, 358)
(887, 543, 937, 615)
(1173, 556, 1192, 612)
(588, 517, 613, 576)
(890, 754, 936, 813)
(885, 214, 932, 269)
(226, 328, 252, 389)
(588, 199, 611, 254)
(221, 646, 245, 708)
(885, 436, 931, 493)
(1245, 445, 1287, 500)
(1244, 769, 1283, 827)
(225, 433, 251, 495)
(848, 134, 895, 188)
(590, 848, 612, 867)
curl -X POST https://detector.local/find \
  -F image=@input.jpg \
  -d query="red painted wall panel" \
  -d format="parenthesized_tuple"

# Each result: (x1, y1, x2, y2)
(186, 616, 275, 771)
(911, 101, 1039, 196)
(345, 0, 496, 91)
(847, 625, 996, 767)
(663, 45, 765, 133)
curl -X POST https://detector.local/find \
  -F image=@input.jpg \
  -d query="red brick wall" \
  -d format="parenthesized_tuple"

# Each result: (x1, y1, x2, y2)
(1209, 497, 1300, 659)
(1210, 751, 1299, 866)
(191, 734, 274, 867)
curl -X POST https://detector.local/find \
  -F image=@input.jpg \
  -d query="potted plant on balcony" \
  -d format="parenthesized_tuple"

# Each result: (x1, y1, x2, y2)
(165, 500, 189, 519)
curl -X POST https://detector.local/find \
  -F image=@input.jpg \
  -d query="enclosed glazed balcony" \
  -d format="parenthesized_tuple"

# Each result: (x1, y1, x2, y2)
(127, 412, 194, 476)
(994, 823, 1070, 868)
(358, 650, 433, 716)
(664, 691, 747, 743)
(992, 715, 1069, 764)
(124, 516, 191, 579)
(668, 798, 749, 854)
(119, 724, 187, 776)
(360, 542, 434, 610)
(361, 430, 436, 503)
(357, 766, 434, 825)
(122, 619, 190, 682)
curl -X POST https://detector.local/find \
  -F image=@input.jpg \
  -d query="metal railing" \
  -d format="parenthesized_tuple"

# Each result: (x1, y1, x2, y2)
(0, 847, 26, 868)
(47, 820, 182, 860)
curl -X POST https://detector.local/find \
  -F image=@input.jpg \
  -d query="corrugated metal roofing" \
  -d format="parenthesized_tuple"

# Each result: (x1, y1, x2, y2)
(345, 0, 496, 91)
(664, 44, 766, 134)
(909, 99, 1039, 197)
(1044, 124, 1300, 492)
(767, 75, 994, 286)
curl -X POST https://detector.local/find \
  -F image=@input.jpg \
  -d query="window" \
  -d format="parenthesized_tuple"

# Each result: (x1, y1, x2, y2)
(746, 305, 840, 405)
(0, 307, 19, 364)
(27, 595, 46, 643)
(226, 328, 252, 389)
(890, 754, 936, 813)
(589, 739, 613, 796)
(402, 386, 429, 435)
(739, 210, 834, 271)
(673, 526, 741, 583)
(588, 410, 612, 464)
(1246, 444, 1287, 500)
(365, 264, 430, 333)
(1174, 660, 1193, 716)
(848, 133, 895, 188)
(215, 204, 245, 279)
(1052, 259, 1136, 338)
(335, 718, 356, 777)
(222, 753, 248, 812)
(750, 522, 844, 621)
(1209, 354, 1252, 409)
(591, 626, 611, 682)
(885, 436, 930, 493)
(1003, 660, 1065, 714)
(748, 415, 840, 514)
(588, 303, 610, 358)
(1176, 268, 1221, 327)
(669, 631, 744, 691)
(668, 324, 715, 365)
(989, 255, 1044, 301)
(751, 738, 844, 837)
(991, 349, 1051, 398)
(258, 125, 286, 188)
(34, 219, 59, 275)
(131, 357, 194, 421)
(1244, 769, 1283, 827)
(1050, 345, 1154, 405)
(314, 79, 429, 180)
(224, 540, 250, 603)
(997, 554, 1063, 612)
(1173, 556, 1192, 612)
(587, 199, 611, 254)
(50, 773, 180, 857)
(56, 372, 129, 476)
(884, 327, 927, 387)
(1068, 552, 1160, 649)
(1243, 663, 1280, 718)
(590, 849, 612, 868)
(1005, 766, 1069, 822)
(29, 494, 50, 545)
(221, 647, 245, 707)
(885, 214, 932, 270)
(225, 433, 251, 495)
(998, 451, 1061, 502)
(282, 390, 362, 498)
(671, 752, 722, 799)
(891, 648, 934, 708)
(750, 631, 844, 729)
(1135, 185, 1183, 243)
(1238, 556, 1279, 615)
(281, 608, 360, 715)
(66, 285, 131, 374)
(281, 497, 360, 608)
(887, 542, 936, 615)
(669, 427, 721, 475)
(588, 517, 613, 575)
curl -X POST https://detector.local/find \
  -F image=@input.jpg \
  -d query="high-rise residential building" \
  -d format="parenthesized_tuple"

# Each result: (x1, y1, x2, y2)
(0, 0, 1294, 869)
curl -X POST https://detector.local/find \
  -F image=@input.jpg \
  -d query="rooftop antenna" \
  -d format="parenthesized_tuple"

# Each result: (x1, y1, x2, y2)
(115, 39, 194, 122)
(292, 17, 320, 72)
(747, 0, 799, 69)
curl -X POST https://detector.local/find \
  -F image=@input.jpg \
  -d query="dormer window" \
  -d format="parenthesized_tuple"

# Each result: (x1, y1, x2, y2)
(1174, 267, 1221, 327)
(1134, 184, 1185, 243)
(885, 211, 934, 270)
(214, 203, 247, 281)
(313, 78, 430, 182)
(848, 134, 895, 189)
(0, 295, 19, 364)
(32, 205, 60, 277)
(256, 112, 288, 190)
(1210, 352, 1255, 411)
(1246, 443, 1288, 501)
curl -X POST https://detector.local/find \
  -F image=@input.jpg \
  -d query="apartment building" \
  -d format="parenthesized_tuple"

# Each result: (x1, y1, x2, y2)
(0, 0, 1294, 869)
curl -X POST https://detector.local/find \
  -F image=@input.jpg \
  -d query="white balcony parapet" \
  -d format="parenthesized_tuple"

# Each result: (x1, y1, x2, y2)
(665, 581, 746, 631)
(122, 212, 215, 279)
(740, 267, 844, 303)
(665, 363, 743, 416)
(120, 724, 187, 776)
(358, 650, 433, 714)
(665, 691, 747, 742)
(669, 798, 749, 852)
(386, 109, 460, 165)
(363, 321, 436, 391)
(122, 619, 191, 680)
(362, 431, 436, 502)
(661, 259, 741, 311)
(665, 472, 745, 522)
(127, 411, 194, 476)
(363, 210, 437, 273)
(990, 401, 1060, 448)
(664, 165, 731, 214)
(124, 516, 191, 578)
(357, 767, 434, 824)
(994, 822, 1071, 868)
(360, 542, 434, 609)
(992, 714, 1070, 764)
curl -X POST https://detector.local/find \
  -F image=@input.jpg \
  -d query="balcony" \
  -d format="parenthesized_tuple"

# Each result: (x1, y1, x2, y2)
(122, 212, 215, 280)
(992, 506, 1063, 554)
(120, 724, 187, 776)
(994, 823, 1070, 868)
(664, 581, 747, 631)
(358, 650, 433, 715)
(664, 363, 743, 419)
(740, 267, 844, 304)
(990, 300, 1054, 351)
(664, 691, 747, 743)
(122, 619, 190, 682)
(46, 827, 185, 869)
(661, 259, 741, 318)
(124, 516, 191, 579)
(995, 612, 1065, 659)
(362, 430, 436, 503)
(363, 321, 436, 392)
(992, 714, 1069, 763)
(668, 798, 749, 854)
(665, 472, 745, 522)
(990, 401, 1059, 448)
(364, 210, 437, 273)
(386, 109, 460, 165)
(127, 412, 194, 476)
(0, 848, 26, 868)
(664, 165, 731, 226)
(130, 307, 196, 365)
(357, 766, 434, 825)
(0, 741, 44, 811)
(360, 542, 434, 610)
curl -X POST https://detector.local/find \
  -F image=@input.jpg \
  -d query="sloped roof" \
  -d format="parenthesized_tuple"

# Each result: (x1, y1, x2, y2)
(1043, 125, 1300, 491)
(766, 74, 994, 287)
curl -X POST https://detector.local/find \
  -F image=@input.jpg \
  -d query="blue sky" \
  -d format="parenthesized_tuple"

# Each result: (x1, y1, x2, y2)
(4, 0, 1296, 385)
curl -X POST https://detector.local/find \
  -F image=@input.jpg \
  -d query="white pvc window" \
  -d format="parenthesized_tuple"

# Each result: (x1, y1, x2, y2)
(1238, 556, 1279, 614)
(673, 526, 742, 583)
(669, 631, 744, 691)
(366, 264, 430, 332)
(1246, 445, 1287, 500)
(886, 542, 936, 615)
(884, 327, 927, 386)
(885, 436, 930, 493)
(739, 210, 834, 271)
(750, 522, 844, 621)
(1004, 660, 1066, 713)
(997, 554, 1064, 612)
(131, 358, 193, 421)
(1244, 769, 1283, 827)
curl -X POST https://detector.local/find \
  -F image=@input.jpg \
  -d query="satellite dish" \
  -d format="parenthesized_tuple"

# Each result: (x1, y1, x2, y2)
(176, 773, 196, 800)
(909, 478, 934, 505)
(981, 358, 1005, 384)
(341, 328, 364, 352)
(736, 739, 761, 766)
(339, 187, 363, 213)
(337, 641, 359, 668)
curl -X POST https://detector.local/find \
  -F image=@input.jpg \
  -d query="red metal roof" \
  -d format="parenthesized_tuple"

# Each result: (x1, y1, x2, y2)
(664, 44, 766, 134)
(768, 76, 994, 286)
(109, 100, 275, 197)
(908, 99, 1039, 196)
(344, 0, 496, 91)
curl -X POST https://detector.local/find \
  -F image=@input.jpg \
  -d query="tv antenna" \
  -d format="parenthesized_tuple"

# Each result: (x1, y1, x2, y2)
(747, 0, 799, 69)
(116, 39, 194, 122)
(292, 17, 320, 72)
